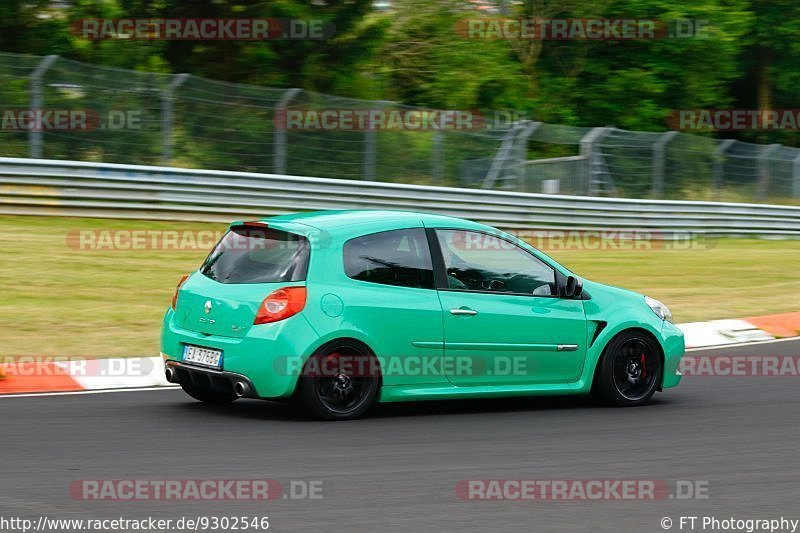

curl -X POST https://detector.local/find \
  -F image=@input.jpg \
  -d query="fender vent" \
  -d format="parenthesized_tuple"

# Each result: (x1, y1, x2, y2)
(590, 321, 607, 347)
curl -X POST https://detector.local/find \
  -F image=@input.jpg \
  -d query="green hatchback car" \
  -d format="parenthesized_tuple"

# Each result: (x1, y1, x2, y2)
(162, 210, 684, 420)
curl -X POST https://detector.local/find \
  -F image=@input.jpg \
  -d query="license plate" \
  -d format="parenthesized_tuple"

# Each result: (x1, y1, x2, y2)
(182, 344, 223, 369)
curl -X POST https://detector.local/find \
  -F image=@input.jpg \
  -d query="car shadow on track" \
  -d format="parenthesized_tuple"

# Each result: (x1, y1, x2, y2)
(372, 394, 673, 418)
(169, 393, 674, 422)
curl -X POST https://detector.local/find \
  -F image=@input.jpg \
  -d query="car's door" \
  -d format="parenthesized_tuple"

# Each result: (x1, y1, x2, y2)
(340, 227, 447, 386)
(431, 228, 588, 387)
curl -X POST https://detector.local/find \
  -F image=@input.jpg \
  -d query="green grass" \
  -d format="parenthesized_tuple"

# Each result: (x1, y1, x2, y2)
(1, 215, 799, 356)
(0, 216, 222, 357)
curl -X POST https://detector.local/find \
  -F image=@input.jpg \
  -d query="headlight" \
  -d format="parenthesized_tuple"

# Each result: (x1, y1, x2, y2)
(645, 296, 673, 322)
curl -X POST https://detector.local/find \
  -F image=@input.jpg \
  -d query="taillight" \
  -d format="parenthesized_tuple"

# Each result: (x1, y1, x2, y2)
(254, 286, 306, 324)
(171, 274, 189, 310)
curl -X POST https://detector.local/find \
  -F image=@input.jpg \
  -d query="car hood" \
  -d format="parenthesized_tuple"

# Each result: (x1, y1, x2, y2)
(580, 278, 651, 321)
(582, 278, 644, 303)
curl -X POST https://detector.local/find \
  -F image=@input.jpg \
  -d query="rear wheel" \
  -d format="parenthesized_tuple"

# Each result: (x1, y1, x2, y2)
(592, 331, 662, 406)
(180, 381, 238, 404)
(298, 342, 379, 420)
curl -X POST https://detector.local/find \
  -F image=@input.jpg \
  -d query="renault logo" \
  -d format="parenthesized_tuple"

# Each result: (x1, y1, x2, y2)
(204, 300, 212, 314)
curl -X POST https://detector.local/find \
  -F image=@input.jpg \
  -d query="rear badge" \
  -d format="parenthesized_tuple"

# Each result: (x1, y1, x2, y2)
(204, 300, 212, 314)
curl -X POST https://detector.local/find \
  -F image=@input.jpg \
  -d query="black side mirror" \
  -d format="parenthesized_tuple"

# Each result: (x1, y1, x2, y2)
(564, 275, 583, 299)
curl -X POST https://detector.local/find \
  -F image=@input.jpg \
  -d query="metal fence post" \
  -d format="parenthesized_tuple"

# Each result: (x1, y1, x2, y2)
(758, 143, 781, 201)
(793, 152, 800, 199)
(579, 127, 612, 196)
(712, 139, 735, 200)
(161, 73, 189, 165)
(29, 55, 58, 159)
(514, 121, 541, 191)
(483, 122, 525, 189)
(273, 88, 302, 174)
(432, 131, 443, 185)
(364, 129, 376, 181)
(364, 101, 394, 181)
(651, 131, 677, 198)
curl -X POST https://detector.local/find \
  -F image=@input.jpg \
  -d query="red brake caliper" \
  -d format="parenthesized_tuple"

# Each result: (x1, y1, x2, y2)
(640, 354, 647, 379)
(325, 353, 340, 378)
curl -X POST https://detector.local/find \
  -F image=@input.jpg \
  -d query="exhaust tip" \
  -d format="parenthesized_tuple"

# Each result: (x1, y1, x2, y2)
(165, 366, 176, 383)
(233, 381, 248, 397)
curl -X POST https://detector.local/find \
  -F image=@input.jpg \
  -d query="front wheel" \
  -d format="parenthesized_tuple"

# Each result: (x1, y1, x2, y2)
(592, 331, 663, 406)
(298, 343, 379, 420)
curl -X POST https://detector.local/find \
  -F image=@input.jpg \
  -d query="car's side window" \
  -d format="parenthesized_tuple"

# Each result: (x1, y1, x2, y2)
(344, 228, 434, 289)
(435, 229, 556, 296)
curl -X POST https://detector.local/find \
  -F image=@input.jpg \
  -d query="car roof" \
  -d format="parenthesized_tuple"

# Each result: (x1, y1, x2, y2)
(261, 210, 490, 234)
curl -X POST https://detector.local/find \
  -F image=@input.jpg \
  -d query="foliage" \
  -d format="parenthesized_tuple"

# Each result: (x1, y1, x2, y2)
(0, 1, 798, 147)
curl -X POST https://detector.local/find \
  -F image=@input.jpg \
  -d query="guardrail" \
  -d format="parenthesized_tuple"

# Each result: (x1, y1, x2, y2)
(1, 157, 800, 237)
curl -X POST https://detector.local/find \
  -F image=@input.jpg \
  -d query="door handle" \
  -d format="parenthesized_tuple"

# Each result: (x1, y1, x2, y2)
(450, 308, 478, 316)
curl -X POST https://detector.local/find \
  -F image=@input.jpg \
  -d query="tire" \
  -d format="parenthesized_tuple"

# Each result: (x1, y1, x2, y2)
(298, 341, 380, 420)
(180, 381, 238, 404)
(592, 330, 663, 406)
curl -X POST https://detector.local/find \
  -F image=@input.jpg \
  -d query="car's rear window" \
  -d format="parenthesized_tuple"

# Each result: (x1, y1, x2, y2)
(200, 226, 309, 284)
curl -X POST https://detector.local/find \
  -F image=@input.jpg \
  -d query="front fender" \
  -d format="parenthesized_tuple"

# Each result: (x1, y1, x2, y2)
(574, 281, 684, 393)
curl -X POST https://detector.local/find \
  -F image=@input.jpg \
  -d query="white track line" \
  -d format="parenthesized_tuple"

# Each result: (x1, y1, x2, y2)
(686, 336, 799, 352)
(0, 385, 180, 399)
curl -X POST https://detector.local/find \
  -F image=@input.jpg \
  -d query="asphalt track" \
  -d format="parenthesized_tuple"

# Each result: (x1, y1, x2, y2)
(1, 339, 799, 533)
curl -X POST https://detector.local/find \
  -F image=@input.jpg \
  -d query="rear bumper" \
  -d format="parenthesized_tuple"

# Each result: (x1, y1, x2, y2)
(166, 360, 258, 398)
(161, 308, 318, 399)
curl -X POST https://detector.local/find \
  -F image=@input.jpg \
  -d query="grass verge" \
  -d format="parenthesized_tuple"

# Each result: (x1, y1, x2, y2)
(1, 215, 799, 356)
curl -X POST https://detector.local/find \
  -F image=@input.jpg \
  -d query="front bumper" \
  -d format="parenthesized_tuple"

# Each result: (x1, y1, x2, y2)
(661, 320, 685, 389)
